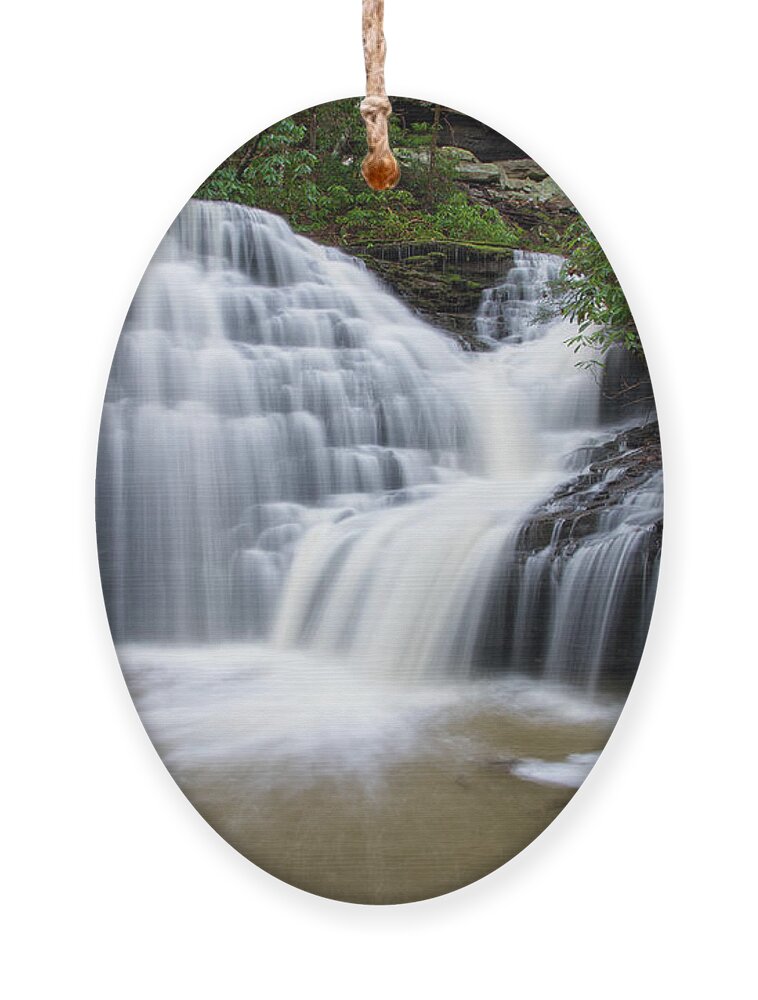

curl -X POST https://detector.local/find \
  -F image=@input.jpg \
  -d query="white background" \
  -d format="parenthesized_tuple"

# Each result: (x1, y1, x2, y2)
(2, 1, 755, 996)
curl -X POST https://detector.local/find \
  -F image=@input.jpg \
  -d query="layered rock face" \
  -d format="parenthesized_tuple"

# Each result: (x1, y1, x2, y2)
(463, 156, 575, 230)
(477, 421, 662, 694)
(391, 101, 576, 230)
(519, 422, 662, 555)
(351, 241, 514, 347)
(391, 100, 528, 161)
(395, 146, 573, 212)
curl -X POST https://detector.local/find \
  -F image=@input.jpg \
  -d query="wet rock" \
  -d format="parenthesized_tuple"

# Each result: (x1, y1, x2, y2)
(350, 241, 515, 347)
(517, 421, 663, 558)
(600, 346, 656, 423)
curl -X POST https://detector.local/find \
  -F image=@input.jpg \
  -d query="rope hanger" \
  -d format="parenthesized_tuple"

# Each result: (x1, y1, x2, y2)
(360, 0, 400, 190)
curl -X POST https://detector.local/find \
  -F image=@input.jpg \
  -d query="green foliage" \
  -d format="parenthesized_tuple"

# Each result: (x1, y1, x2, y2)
(397, 120, 438, 150)
(557, 219, 640, 362)
(194, 166, 248, 204)
(297, 100, 366, 163)
(432, 192, 517, 244)
(330, 189, 519, 245)
(193, 104, 520, 248)
(196, 119, 318, 219)
(334, 189, 429, 243)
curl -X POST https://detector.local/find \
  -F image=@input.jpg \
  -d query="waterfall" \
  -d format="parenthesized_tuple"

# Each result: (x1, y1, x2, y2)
(97, 201, 471, 642)
(97, 201, 661, 693)
(474, 250, 563, 343)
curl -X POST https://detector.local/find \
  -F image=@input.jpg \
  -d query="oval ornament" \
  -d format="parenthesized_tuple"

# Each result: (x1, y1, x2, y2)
(97, 98, 662, 903)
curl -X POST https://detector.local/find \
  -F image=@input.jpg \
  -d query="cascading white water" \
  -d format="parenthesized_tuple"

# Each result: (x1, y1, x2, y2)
(98, 201, 472, 642)
(98, 203, 661, 693)
(475, 250, 563, 343)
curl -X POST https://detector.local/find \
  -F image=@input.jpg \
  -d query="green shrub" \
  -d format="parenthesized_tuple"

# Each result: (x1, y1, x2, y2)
(194, 106, 520, 249)
(432, 193, 519, 245)
(558, 219, 641, 361)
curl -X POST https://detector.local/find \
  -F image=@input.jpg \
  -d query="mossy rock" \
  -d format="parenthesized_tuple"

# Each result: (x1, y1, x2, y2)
(454, 161, 502, 184)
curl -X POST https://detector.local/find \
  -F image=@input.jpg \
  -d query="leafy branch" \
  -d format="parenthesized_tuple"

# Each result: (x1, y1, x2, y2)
(556, 218, 641, 363)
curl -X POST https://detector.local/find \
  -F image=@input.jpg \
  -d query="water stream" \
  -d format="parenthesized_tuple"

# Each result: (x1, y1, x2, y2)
(97, 200, 661, 900)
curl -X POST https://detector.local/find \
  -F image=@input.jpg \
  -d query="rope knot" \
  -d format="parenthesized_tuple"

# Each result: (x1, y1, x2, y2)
(360, 95, 392, 122)
(361, 0, 399, 191)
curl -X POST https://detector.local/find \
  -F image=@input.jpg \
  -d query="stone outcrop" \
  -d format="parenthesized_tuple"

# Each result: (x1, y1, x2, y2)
(453, 160, 503, 184)
(391, 100, 528, 161)
(350, 241, 514, 348)
(518, 421, 663, 555)
(462, 157, 576, 233)
(494, 159, 571, 206)
(396, 148, 570, 201)
(389, 100, 576, 237)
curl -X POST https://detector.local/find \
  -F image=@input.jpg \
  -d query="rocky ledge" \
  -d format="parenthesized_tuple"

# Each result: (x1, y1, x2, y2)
(390, 100, 528, 162)
(518, 421, 663, 555)
(394, 144, 577, 236)
(463, 157, 576, 235)
(350, 241, 514, 348)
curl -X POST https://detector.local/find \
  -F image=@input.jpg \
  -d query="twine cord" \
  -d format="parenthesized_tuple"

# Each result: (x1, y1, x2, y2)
(360, 0, 400, 190)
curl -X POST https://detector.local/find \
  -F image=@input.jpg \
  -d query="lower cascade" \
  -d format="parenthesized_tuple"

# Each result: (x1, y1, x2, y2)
(97, 199, 661, 694)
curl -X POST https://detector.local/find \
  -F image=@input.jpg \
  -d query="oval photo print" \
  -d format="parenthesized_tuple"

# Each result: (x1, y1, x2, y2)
(97, 98, 662, 903)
